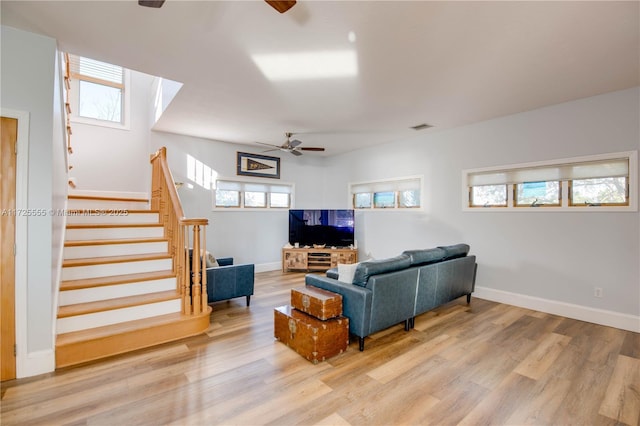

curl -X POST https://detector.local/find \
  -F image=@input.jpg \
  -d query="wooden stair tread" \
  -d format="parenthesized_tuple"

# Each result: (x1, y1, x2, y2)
(65, 237, 168, 247)
(56, 309, 210, 346)
(61, 270, 176, 291)
(66, 223, 162, 229)
(57, 290, 180, 318)
(68, 194, 149, 203)
(63, 252, 172, 267)
(66, 209, 158, 214)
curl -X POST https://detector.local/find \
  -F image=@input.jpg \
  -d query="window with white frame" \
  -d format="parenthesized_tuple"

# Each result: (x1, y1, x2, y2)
(464, 152, 636, 211)
(214, 179, 293, 209)
(67, 54, 128, 126)
(350, 176, 423, 210)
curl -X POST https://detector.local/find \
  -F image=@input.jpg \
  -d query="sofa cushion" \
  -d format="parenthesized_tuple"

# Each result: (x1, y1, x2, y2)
(204, 251, 219, 267)
(338, 263, 359, 283)
(438, 244, 470, 260)
(402, 248, 446, 266)
(352, 255, 412, 287)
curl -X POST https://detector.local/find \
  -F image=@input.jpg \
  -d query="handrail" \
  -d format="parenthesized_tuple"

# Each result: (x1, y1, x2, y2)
(150, 147, 209, 315)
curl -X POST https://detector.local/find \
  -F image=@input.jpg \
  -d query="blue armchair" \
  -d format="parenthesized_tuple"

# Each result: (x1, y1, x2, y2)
(206, 257, 255, 306)
(189, 250, 255, 306)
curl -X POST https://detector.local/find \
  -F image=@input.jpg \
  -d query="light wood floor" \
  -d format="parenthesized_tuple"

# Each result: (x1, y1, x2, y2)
(2, 271, 639, 426)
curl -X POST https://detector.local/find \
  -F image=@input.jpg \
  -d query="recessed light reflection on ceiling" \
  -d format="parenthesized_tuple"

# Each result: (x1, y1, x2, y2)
(251, 50, 358, 81)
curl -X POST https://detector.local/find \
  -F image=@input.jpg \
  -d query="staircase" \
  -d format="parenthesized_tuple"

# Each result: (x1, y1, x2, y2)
(56, 150, 211, 368)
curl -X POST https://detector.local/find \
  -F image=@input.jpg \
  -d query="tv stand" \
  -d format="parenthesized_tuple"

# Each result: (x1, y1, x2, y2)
(282, 247, 358, 272)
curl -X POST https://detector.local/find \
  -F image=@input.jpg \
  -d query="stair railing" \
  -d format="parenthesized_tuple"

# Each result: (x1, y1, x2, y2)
(150, 147, 209, 315)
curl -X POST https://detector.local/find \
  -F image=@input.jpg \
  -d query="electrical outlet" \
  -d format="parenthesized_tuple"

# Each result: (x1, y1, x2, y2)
(594, 287, 603, 298)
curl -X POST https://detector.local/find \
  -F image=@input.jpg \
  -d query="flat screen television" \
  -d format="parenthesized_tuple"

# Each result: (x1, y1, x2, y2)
(289, 209, 355, 248)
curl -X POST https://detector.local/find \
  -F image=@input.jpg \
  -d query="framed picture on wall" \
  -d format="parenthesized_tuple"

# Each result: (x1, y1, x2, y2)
(236, 152, 281, 179)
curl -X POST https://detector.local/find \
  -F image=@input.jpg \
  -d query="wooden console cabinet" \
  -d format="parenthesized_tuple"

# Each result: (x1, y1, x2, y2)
(282, 247, 358, 272)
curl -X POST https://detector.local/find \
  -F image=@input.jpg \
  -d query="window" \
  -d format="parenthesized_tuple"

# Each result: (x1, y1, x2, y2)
(514, 181, 561, 207)
(245, 191, 266, 208)
(570, 177, 628, 206)
(399, 189, 421, 208)
(67, 54, 128, 127)
(470, 184, 508, 207)
(373, 192, 395, 208)
(464, 151, 636, 211)
(354, 193, 372, 209)
(270, 193, 290, 208)
(214, 179, 294, 209)
(350, 176, 423, 210)
(215, 189, 240, 208)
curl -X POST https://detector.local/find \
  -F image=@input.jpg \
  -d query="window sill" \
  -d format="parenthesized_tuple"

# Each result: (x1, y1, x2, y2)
(70, 116, 130, 131)
(463, 205, 637, 213)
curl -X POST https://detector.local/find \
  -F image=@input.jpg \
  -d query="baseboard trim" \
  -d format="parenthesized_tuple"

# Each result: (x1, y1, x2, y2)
(473, 286, 640, 333)
(18, 349, 55, 378)
(255, 262, 281, 273)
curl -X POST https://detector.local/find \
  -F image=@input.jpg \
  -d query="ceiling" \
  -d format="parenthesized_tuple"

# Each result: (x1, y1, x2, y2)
(2, 1, 639, 157)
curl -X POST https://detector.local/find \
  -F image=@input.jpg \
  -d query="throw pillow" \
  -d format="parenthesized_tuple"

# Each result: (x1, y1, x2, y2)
(337, 262, 359, 284)
(205, 251, 219, 268)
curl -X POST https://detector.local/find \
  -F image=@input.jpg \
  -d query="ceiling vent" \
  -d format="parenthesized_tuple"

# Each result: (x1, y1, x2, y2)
(410, 123, 433, 131)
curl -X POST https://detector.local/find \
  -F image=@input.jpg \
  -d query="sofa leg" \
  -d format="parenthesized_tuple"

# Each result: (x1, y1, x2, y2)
(359, 337, 365, 351)
(410, 317, 415, 329)
(246, 295, 251, 307)
(466, 293, 471, 304)
(404, 319, 411, 331)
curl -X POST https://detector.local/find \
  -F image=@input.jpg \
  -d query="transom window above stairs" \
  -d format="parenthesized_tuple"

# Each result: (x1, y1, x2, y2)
(66, 53, 130, 129)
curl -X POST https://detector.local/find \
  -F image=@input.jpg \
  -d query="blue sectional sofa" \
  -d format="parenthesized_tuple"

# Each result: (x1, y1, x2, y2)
(305, 244, 477, 350)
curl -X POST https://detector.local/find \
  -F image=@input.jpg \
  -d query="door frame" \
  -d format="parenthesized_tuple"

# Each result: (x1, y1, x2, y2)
(2, 108, 30, 378)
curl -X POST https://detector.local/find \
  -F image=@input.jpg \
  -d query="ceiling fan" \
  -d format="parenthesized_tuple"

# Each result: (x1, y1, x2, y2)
(256, 133, 326, 156)
(138, 1, 297, 14)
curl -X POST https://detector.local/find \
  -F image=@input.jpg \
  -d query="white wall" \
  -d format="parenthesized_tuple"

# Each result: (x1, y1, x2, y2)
(68, 70, 155, 193)
(327, 87, 640, 325)
(1, 26, 65, 375)
(149, 132, 328, 268)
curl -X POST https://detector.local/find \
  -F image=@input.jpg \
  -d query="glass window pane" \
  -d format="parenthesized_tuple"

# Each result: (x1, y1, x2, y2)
(399, 189, 420, 208)
(270, 193, 289, 208)
(245, 191, 266, 208)
(79, 80, 122, 123)
(215, 190, 240, 207)
(354, 193, 371, 209)
(571, 177, 627, 205)
(515, 181, 560, 206)
(373, 191, 395, 208)
(470, 185, 507, 207)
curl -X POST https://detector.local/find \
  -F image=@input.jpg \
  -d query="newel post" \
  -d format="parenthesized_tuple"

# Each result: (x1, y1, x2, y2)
(191, 224, 203, 315)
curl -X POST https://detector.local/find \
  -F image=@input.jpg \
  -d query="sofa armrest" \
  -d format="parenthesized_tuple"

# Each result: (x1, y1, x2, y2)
(305, 273, 372, 338)
(217, 257, 233, 266)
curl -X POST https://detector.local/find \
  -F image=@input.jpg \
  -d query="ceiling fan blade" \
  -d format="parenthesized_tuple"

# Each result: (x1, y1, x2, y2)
(288, 139, 302, 148)
(255, 141, 283, 149)
(138, 0, 165, 8)
(300, 147, 326, 151)
(265, 0, 296, 13)
(290, 149, 303, 156)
